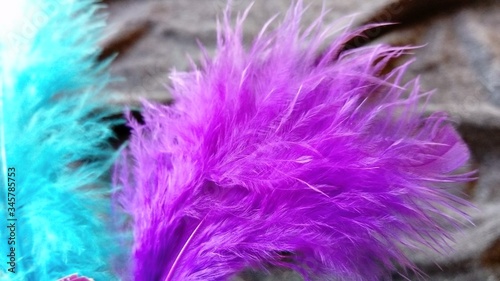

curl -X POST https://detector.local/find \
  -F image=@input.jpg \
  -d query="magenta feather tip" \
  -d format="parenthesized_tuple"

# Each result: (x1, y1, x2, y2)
(115, 3, 473, 281)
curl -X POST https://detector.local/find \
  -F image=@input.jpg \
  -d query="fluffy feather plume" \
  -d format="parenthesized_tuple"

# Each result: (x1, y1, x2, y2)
(0, 0, 121, 280)
(116, 3, 472, 280)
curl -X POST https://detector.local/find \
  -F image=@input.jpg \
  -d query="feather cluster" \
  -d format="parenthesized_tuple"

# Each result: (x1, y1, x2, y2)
(115, 3, 472, 281)
(0, 0, 121, 280)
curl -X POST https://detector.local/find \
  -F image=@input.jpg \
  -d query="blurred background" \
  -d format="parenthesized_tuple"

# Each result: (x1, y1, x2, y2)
(101, 0, 500, 280)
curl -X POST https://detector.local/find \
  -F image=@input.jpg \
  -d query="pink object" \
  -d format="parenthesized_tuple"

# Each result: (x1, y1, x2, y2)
(57, 274, 93, 281)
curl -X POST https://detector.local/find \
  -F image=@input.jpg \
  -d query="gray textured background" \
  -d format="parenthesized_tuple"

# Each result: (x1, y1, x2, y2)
(102, 0, 500, 280)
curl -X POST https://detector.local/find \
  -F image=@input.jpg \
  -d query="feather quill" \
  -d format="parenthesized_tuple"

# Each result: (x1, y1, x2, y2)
(0, 0, 121, 280)
(115, 2, 472, 281)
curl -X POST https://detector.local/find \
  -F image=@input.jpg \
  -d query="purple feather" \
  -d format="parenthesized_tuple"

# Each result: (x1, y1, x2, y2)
(115, 3, 472, 281)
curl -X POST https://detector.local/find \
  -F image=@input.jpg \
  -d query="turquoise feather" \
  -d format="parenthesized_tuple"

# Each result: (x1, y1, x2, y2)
(0, 0, 122, 280)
